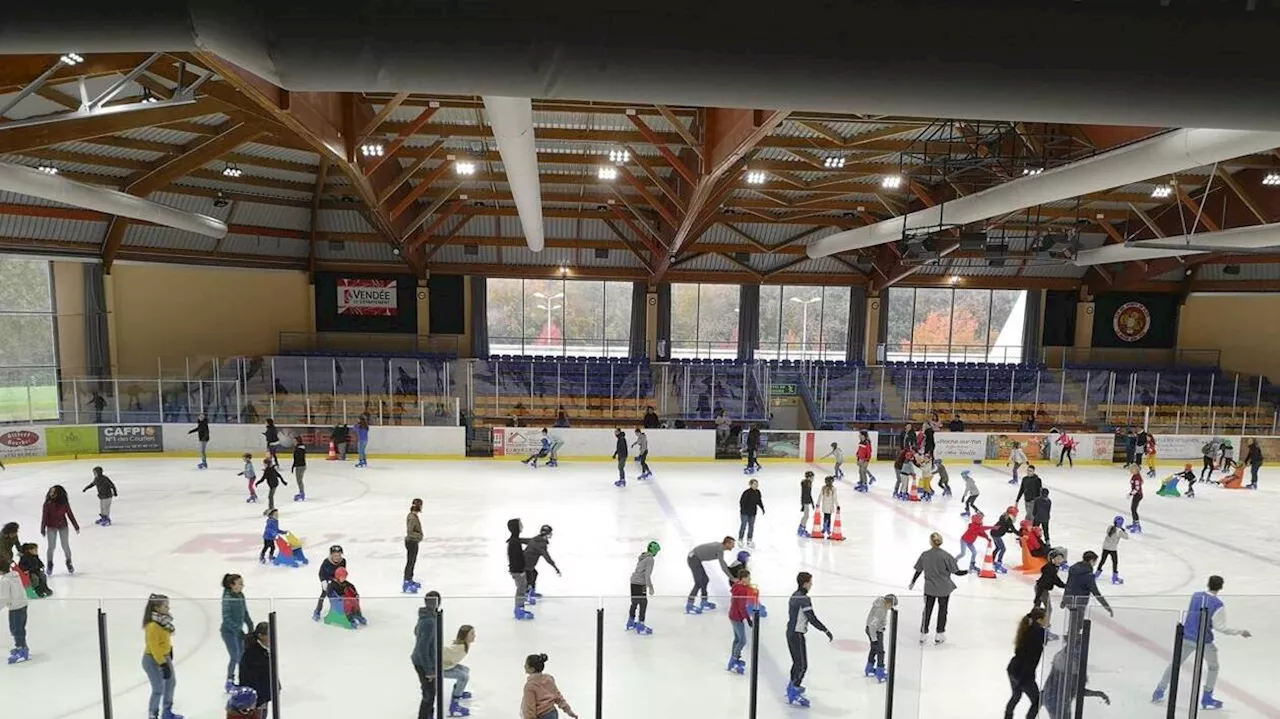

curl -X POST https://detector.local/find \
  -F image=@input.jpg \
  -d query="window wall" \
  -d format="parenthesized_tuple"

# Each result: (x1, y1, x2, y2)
(758, 285, 851, 360)
(487, 278, 632, 356)
(885, 287, 1026, 363)
(0, 259, 58, 421)
(670, 283, 740, 358)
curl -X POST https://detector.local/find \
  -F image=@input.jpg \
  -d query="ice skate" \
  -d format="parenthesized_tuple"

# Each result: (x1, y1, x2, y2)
(1045, 630, 1061, 641)
(525, 591, 538, 606)
(6, 647, 29, 664)
(311, 610, 321, 622)
(633, 622, 653, 635)
(353, 615, 367, 626)
(161, 710, 184, 719)
(1111, 572, 1124, 585)
(1008, 477, 1018, 485)
(796, 524, 808, 537)
(863, 661, 876, 678)
(727, 657, 745, 674)
(744, 539, 755, 549)
(1128, 521, 1143, 534)
(514, 607, 535, 620)
(785, 684, 810, 707)
(197, 462, 207, 470)
(66, 561, 74, 575)
(1151, 687, 1166, 703)
(94, 517, 105, 526)
(613, 478, 626, 487)
(699, 598, 717, 611)
(684, 600, 703, 615)
(625, 619, 636, 631)
(457, 692, 472, 700)
(293, 492, 305, 502)
(995, 562, 1008, 574)
(100, 517, 111, 527)
(875, 667, 888, 683)
(447, 698, 471, 717)
(919, 631, 929, 644)
(1201, 690, 1223, 710)
(1249, 482, 1258, 490)
(959, 510, 970, 518)
(934, 632, 946, 645)
(246, 495, 257, 503)
(403, 580, 420, 594)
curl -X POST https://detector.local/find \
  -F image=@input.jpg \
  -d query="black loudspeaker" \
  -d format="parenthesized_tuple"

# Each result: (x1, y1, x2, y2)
(428, 275, 466, 335)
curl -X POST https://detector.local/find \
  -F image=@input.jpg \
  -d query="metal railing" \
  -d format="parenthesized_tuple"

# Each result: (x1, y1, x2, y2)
(878, 342, 1025, 364)
(278, 331, 462, 356)
(1044, 346, 1222, 369)
(488, 337, 632, 357)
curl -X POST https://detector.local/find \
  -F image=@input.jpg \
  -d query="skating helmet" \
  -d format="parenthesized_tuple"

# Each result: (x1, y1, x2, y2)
(1113, 515, 1125, 527)
(884, 593, 899, 608)
(226, 687, 259, 712)
(736, 550, 751, 564)
(335, 567, 348, 581)
(329, 544, 344, 554)
(646, 541, 661, 555)
(540, 524, 553, 536)
(961, 470, 972, 480)
(1048, 548, 1066, 562)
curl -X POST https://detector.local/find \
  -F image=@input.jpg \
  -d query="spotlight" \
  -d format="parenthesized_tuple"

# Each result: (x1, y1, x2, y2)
(597, 166, 618, 180)
(140, 88, 159, 104)
(1022, 165, 1044, 176)
(608, 148, 630, 163)
(455, 161, 476, 176)
(1263, 172, 1280, 187)
(881, 175, 903, 189)
(212, 191, 229, 208)
(59, 53, 84, 66)
(1150, 184, 1173, 199)
(823, 156, 846, 169)
(360, 143, 384, 157)
(948, 275, 960, 285)
(222, 163, 242, 178)
(745, 170, 767, 185)
(559, 265, 569, 276)
(392, 246, 401, 256)
(35, 165, 58, 175)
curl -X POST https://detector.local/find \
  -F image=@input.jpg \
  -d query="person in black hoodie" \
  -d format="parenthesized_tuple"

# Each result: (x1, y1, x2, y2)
(737, 478, 765, 548)
(263, 420, 281, 465)
(745, 425, 762, 474)
(1034, 549, 1067, 641)
(797, 471, 815, 537)
(1014, 466, 1043, 520)
(254, 459, 287, 514)
(188, 413, 210, 469)
(289, 442, 308, 502)
(411, 592, 441, 719)
(1005, 607, 1049, 719)
(990, 507, 1017, 573)
(611, 429, 628, 487)
(82, 466, 118, 526)
(922, 424, 936, 457)
(238, 622, 275, 717)
(1032, 489, 1052, 545)
(311, 545, 346, 621)
(508, 519, 534, 620)
(1245, 438, 1263, 489)
(332, 423, 350, 461)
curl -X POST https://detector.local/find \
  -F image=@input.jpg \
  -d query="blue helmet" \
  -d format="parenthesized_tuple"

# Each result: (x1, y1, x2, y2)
(736, 550, 751, 564)
(961, 470, 972, 480)
(226, 687, 258, 712)
(1113, 515, 1125, 527)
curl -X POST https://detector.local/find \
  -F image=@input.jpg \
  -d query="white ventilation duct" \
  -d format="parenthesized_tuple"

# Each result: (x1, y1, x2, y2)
(481, 96, 544, 252)
(0, 162, 228, 238)
(1071, 223, 1280, 266)
(807, 129, 1280, 259)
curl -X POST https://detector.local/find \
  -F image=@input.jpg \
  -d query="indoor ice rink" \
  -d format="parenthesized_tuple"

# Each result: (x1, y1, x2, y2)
(1, 454, 1276, 719)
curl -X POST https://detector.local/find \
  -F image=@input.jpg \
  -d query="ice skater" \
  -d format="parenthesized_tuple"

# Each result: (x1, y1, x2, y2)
(1144, 433, 1159, 478)
(935, 456, 953, 497)
(1033, 549, 1067, 641)
(626, 541, 659, 635)
(910, 532, 968, 644)
(324, 567, 367, 628)
(611, 428, 628, 487)
(855, 431, 874, 490)
(1032, 488, 1052, 545)
(632, 428, 652, 480)
(820, 442, 845, 480)
(798, 471, 815, 536)
(507, 519, 534, 620)
(441, 625, 475, 716)
(1096, 516, 1127, 585)
(355, 415, 370, 468)
(254, 459, 286, 514)
(19, 544, 51, 597)
(863, 594, 897, 682)
(1, 562, 30, 665)
(1128, 465, 1144, 533)
(189, 413, 210, 469)
(956, 513, 991, 572)
(917, 453, 936, 499)
(522, 429, 551, 468)
(785, 571, 833, 706)
(523, 525, 561, 605)
(546, 431, 564, 467)
(726, 570, 754, 674)
(737, 478, 765, 547)
(1014, 464, 1043, 520)
(1151, 575, 1252, 710)
(311, 545, 347, 622)
(893, 445, 919, 499)
(237, 453, 258, 503)
(1245, 438, 1262, 489)
(818, 476, 840, 538)
(81, 466, 117, 526)
(39, 485, 79, 575)
(263, 419, 281, 466)
(404, 498, 423, 594)
(960, 469, 981, 517)
(1055, 431, 1076, 468)
(1008, 441, 1029, 485)
(744, 424, 762, 474)
(1004, 607, 1049, 719)
(260, 510, 285, 564)
(1061, 552, 1115, 630)
(1042, 643, 1111, 719)
(686, 537, 734, 614)
(289, 441, 308, 501)
(990, 506, 1017, 573)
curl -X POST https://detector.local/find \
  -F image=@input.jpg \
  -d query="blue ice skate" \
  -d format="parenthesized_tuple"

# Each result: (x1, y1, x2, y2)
(1201, 691, 1223, 710)
(786, 684, 810, 707)
(633, 622, 653, 635)
(698, 598, 717, 611)
(7, 647, 29, 664)
(614, 478, 626, 487)
(727, 658, 745, 674)
(684, 600, 703, 615)
(514, 607, 535, 621)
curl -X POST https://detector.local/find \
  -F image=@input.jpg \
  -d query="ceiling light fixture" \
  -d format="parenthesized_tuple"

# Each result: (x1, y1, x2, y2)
(59, 53, 84, 66)
(559, 266, 569, 276)
(360, 143, 384, 157)
(608, 148, 630, 163)
(1150, 184, 1173, 199)
(1263, 171, 1280, 187)
(823, 156, 846, 169)
(745, 170, 767, 185)
(597, 166, 618, 180)
(454, 161, 476, 176)
(1022, 166, 1044, 176)
(222, 163, 242, 178)
(34, 165, 58, 175)
(881, 175, 903, 189)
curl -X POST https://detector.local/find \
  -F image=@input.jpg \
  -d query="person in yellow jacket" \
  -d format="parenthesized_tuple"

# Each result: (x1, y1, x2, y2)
(142, 594, 182, 719)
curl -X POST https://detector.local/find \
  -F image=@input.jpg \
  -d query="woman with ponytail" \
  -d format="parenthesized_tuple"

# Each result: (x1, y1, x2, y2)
(220, 574, 254, 690)
(1004, 607, 1049, 719)
(521, 653, 577, 719)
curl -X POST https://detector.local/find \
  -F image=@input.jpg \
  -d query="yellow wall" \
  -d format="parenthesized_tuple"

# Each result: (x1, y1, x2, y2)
(1178, 293, 1280, 380)
(52, 262, 88, 377)
(110, 264, 313, 376)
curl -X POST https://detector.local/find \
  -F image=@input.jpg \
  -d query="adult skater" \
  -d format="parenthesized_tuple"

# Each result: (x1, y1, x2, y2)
(1123, 428, 1137, 466)
(627, 541, 659, 635)
(910, 532, 968, 644)
(142, 593, 181, 719)
(523, 524, 561, 604)
(508, 519, 534, 620)
(798, 471, 815, 536)
(1152, 575, 1252, 710)
(785, 571, 833, 706)
(864, 594, 897, 682)
(686, 537, 735, 614)
(738, 478, 765, 547)
(922, 422, 936, 457)
(545, 430, 565, 467)
(332, 422, 350, 461)
(1014, 464, 1043, 520)
(1008, 442, 1029, 486)
(411, 591, 441, 719)
(237, 622, 273, 719)
(1061, 551, 1114, 629)
(220, 574, 254, 691)
(522, 429, 551, 468)
(39, 485, 79, 574)
(1032, 488, 1052, 545)
(1245, 438, 1263, 489)
(820, 442, 845, 480)
(611, 428, 628, 487)
(355, 415, 370, 468)
(289, 441, 308, 501)
(818, 476, 840, 538)
(1, 562, 29, 664)
(1055, 431, 1076, 468)
(442, 625, 476, 716)
(254, 459, 287, 514)
(1128, 465, 1144, 533)
(744, 424, 762, 474)
(521, 653, 578, 719)
(188, 413, 210, 469)
(1134, 426, 1150, 467)
(855, 431, 873, 489)
(263, 419, 280, 466)
(893, 445, 919, 499)
(1005, 608, 1049, 719)
(900, 423, 917, 453)
(960, 469, 981, 517)
(311, 545, 347, 622)
(1201, 438, 1219, 482)
(404, 499, 423, 593)
(82, 466, 118, 526)
(990, 506, 1017, 573)
(632, 427, 652, 480)
(1034, 549, 1068, 641)
(1097, 516, 1128, 585)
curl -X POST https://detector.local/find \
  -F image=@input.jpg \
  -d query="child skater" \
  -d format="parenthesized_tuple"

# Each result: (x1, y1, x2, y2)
(1042, 644, 1111, 718)
(797, 472, 816, 536)
(864, 594, 897, 682)
(855, 430, 874, 490)
(81, 466, 118, 526)
(325, 567, 367, 627)
(0, 562, 30, 664)
(626, 541, 659, 635)
(959, 470, 981, 518)
(935, 456, 953, 497)
(727, 570, 754, 674)
(313, 545, 347, 622)
(990, 507, 1017, 574)
(1055, 431, 1077, 468)
(1145, 433, 1159, 478)
(1096, 517, 1128, 585)
(523, 429, 551, 468)
(254, 459, 286, 515)
(632, 427, 652, 480)
(237, 453, 258, 504)
(820, 442, 845, 480)
(259, 509, 286, 564)
(956, 513, 991, 573)
(917, 453, 936, 500)
(818, 476, 840, 538)
(893, 445, 919, 500)
(1008, 441, 1029, 485)
(19, 543, 52, 597)
(1034, 548, 1068, 642)
(1128, 465, 1144, 534)
(1180, 463, 1198, 498)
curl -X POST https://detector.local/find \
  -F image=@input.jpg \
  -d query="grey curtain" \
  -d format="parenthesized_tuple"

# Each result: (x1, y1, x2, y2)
(655, 283, 671, 360)
(469, 276, 489, 358)
(629, 282, 647, 358)
(84, 263, 111, 378)
(1022, 289, 1043, 364)
(737, 284, 760, 360)
(847, 286, 867, 363)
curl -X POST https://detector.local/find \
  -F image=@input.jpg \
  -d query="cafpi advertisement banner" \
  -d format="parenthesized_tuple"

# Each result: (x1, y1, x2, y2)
(337, 278, 398, 316)
(0, 426, 45, 459)
(99, 424, 164, 453)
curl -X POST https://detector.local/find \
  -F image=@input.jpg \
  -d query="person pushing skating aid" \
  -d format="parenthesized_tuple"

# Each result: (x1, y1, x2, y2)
(685, 537, 735, 614)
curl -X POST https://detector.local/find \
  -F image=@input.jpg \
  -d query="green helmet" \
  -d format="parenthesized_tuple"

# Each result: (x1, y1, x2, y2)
(647, 541, 661, 555)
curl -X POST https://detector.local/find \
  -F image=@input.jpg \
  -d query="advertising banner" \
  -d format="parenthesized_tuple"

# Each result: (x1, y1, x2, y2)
(931, 432, 987, 461)
(99, 424, 164, 453)
(0, 426, 45, 459)
(1152, 434, 1227, 460)
(985, 433, 1054, 462)
(46, 426, 100, 455)
(337, 278, 398, 316)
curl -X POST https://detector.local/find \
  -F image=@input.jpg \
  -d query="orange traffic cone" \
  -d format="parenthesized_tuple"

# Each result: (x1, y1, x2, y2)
(830, 510, 846, 541)
(809, 509, 824, 539)
(327, 440, 339, 461)
(979, 540, 998, 579)
(908, 475, 920, 502)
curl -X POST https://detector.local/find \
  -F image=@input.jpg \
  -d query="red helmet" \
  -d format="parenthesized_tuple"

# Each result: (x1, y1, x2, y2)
(1007, 505, 1019, 516)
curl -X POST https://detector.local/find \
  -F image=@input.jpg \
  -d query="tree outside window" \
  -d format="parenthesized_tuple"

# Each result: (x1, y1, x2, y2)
(0, 259, 58, 421)
(487, 278, 632, 356)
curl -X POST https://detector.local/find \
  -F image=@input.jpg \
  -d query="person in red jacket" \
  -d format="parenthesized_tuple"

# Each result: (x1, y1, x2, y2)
(1055, 432, 1077, 468)
(726, 570, 755, 674)
(893, 447, 918, 499)
(1128, 466, 1145, 534)
(955, 514, 991, 572)
(39, 485, 80, 575)
(855, 431, 874, 491)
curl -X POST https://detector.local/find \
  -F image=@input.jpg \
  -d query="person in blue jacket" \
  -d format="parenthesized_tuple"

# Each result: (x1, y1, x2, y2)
(355, 416, 370, 468)
(259, 510, 286, 564)
(1152, 575, 1252, 710)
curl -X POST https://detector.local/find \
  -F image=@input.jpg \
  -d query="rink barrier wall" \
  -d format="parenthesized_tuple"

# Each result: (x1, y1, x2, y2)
(492, 427, 716, 460)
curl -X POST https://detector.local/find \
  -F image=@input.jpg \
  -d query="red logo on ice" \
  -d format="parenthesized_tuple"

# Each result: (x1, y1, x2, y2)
(0, 430, 38, 447)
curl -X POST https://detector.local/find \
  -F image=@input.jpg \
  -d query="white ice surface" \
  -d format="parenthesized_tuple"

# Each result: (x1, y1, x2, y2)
(1, 457, 1278, 719)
